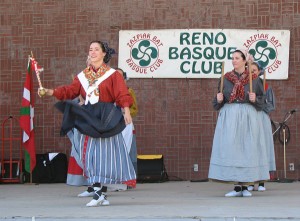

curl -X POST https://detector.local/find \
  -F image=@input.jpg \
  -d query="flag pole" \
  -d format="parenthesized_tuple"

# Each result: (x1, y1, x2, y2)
(263, 70, 266, 92)
(248, 61, 253, 93)
(220, 62, 225, 93)
(24, 55, 31, 184)
(30, 53, 34, 184)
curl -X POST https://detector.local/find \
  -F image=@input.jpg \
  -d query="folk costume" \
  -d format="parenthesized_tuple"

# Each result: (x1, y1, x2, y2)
(66, 97, 88, 186)
(66, 129, 89, 186)
(259, 73, 276, 173)
(248, 66, 276, 192)
(54, 63, 136, 205)
(111, 70, 139, 190)
(209, 69, 270, 188)
(124, 87, 138, 171)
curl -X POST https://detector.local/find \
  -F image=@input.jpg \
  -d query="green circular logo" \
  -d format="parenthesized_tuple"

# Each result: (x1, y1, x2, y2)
(248, 40, 277, 69)
(131, 40, 158, 67)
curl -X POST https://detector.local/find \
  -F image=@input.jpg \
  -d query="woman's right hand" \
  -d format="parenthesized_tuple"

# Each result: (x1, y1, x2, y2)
(216, 93, 224, 103)
(37, 88, 53, 97)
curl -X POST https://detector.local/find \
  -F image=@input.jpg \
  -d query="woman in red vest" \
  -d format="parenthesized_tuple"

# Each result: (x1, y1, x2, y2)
(38, 41, 136, 207)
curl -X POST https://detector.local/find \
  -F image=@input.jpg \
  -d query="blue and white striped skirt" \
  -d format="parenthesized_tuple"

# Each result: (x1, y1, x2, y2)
(70, 128, 136, 185)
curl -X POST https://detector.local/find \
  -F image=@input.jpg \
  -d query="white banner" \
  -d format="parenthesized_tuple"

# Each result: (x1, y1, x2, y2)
(118, 29, 290, 79)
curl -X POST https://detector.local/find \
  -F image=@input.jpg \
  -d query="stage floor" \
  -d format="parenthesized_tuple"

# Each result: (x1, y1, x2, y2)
(0, 181, 300, 221)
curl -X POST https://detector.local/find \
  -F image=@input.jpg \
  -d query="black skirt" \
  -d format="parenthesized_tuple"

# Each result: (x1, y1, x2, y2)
(55, 100, 125, 138)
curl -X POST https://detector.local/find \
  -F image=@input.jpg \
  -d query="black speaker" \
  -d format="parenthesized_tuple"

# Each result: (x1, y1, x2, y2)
(29, 153, 68, 183)
(137, 155, 168, 183)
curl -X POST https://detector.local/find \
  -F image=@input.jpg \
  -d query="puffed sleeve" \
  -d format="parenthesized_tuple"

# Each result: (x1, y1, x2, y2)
(112, 72, 133, 108)
(52, 76, 82, 101)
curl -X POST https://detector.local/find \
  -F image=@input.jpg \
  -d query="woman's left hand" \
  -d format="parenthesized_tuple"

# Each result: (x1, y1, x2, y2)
(123, 107, 132, 125)
(248, 92, 256, 103)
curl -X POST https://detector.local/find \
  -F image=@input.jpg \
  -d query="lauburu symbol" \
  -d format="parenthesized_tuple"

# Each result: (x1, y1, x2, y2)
(249, 41, 276, 68)
(132, 40, 158, 66)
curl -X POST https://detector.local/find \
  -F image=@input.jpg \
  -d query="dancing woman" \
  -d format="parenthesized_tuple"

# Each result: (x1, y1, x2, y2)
(38, 41, 136, 206)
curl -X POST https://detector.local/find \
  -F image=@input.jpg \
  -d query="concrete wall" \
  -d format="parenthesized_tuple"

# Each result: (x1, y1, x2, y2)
(0, 0, 299, 181)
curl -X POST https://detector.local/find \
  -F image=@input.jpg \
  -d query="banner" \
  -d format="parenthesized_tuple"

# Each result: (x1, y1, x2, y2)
(118, 29, 290, 79)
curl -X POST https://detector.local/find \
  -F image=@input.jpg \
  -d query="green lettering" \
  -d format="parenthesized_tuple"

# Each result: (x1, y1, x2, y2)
(203, 47, 214, 59)
(215, 47, 226, 59)
(202, 61, 212, 74)
(228, 47, 237, 59)
(192, 33, 201, 45)
(169, 47, 179, 59)
(180, 32, 190, 45)
(192, 61, 200, 74)
(180, 47, 191, 59)
(192, 47, 202, 59)
(215, 32, 226, 45)
(214, 62, 223, 74)
(180, 61, 190, 74)
(203, 33, 213, 45)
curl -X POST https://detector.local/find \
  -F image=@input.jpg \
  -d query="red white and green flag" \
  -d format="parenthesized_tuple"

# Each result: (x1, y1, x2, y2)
(20, 58, 36, 173)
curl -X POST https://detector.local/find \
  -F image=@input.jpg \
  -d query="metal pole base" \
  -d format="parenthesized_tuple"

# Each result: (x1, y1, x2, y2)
(277, 178, 294, 183)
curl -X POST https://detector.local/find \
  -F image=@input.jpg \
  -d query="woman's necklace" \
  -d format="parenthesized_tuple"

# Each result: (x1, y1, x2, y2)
(83, 64, 109, 86)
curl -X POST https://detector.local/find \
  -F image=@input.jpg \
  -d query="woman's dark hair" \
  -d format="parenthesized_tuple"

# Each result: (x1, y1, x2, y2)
(89, 41, 116, 63)
(233, 50, 246, 61)
(251, 61, 264, 76)
(251, 62, 261, 70)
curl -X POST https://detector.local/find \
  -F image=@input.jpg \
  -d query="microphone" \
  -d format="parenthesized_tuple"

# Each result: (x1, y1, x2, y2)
(290, 109, 298, 114)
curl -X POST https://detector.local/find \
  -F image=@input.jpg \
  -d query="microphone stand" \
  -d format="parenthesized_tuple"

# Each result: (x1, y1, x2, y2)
(272, 110, 294, 136)
(277, 109, 297, 183)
